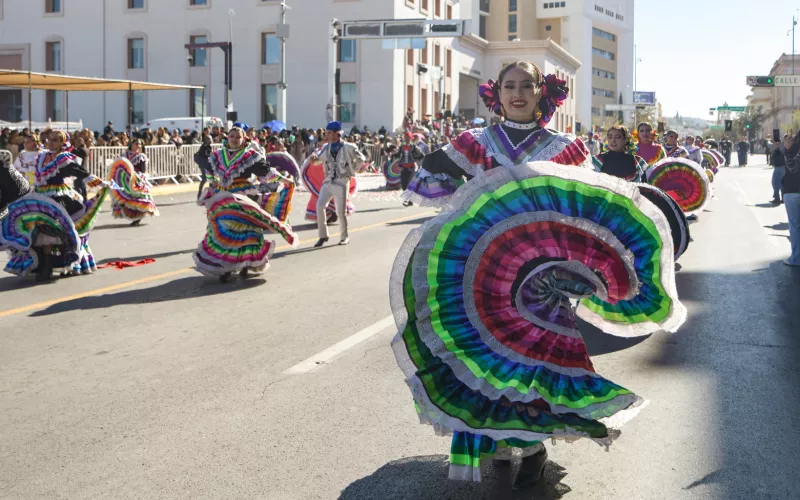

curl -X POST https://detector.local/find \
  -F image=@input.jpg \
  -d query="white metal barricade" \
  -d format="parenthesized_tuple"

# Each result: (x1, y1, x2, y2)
(85, 143, 223, 183)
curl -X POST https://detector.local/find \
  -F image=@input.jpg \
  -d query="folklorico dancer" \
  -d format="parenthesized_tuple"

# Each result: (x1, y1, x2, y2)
(683, 135, 703, 165)
(391, 61, 686, 490)
(402, 61, 591, 209)
(663, 129, 689, 158)
(394, 132, 425, 207)
(194, 126, 297, 283)
(634, 122, 666, 166)
(0, 150, 30, 220)
(301, 145, 357, 224)
(12, 134, 41, 185)
(0, 131, 110, 280)
(109, 139, 159, 226)
(592, 125, 647, 182)
(312, 121, 366, 248)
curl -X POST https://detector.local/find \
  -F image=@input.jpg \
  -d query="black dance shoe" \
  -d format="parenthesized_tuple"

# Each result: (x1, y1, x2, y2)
(512, 446, 548, 491)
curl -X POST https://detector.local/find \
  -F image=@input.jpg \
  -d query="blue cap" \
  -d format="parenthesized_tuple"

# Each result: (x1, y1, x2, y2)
(326, 121, 342, 132)
(232, 122, 249, 132)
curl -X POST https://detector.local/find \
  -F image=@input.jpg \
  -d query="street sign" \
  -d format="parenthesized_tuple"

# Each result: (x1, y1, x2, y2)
(713, 105, 746, 112)
(746, 75, 774, 87)
(341, 19, 466, 39)
(604, 104, 637, 111)
(775, 74, 800, 87)
(632, 91, 656, 105)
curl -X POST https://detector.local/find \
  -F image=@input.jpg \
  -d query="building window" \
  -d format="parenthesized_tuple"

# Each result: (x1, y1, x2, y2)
(434, 43, 441, 67)
(592, 47, 615, 60)
(190, 87, 206, 117)
(407, 84, 414, 113)
(592, 27, 616, 42)
(45, 41, 61, 72)
(434, 0, 441, 17)
(407, 49, 414, 66)
(479, 15, 487, 39)
(262, 84, 279, 122)
(446, 2, 452, 19)
(545, 25, 552, 31)
(262, 33, 279, 65)
(130, 90, 144, 124)
(46, 90, 63, 120)
(592, 107, 601, 116)
(445, 47, 451, 77)
(594, 5, 603, 13)
(128, 0, 145, 8)
(0, 90, 23, 122)
(592, 67, 615, 79)
(339, 83, 357, 123)
(616, 13, 624, 21)
(544, 2, 565, 7)
(45, 0, 61, 14)
(421, 88, 428, 117)
(508, 14, 517, 34)
(190, 35, 208, 67)
(509, 0, 517, 12)
(421, 41, 428, 64)
(592, 87, 614, 98)
(128, 38, 145, 69)
(339, 39, 356, 63)
(189, 0, 207, 5)
(420, 0, 428, 13)
(479, 0, 489, 13)
(604, 110, 615, 117)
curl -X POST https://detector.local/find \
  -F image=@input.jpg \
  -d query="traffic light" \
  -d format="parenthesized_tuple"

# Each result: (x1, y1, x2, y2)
(746, 123, 751, 129)
(753, 76, 774, 87)
(725, 120, 732, 132)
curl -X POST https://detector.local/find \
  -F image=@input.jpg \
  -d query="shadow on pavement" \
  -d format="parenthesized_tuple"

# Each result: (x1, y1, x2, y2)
(28, 276, 265, 317)
(93, 223, 144, 231)
(0, 274, 41, 293)
(750, 202, 780, 208)
(387, 216, 434, 227)
(339, 455, 570, 500)
(578, 319, 650, 356)
(96, 248, 195, 266)
(764, 222, 789, 231)
(646, 262, 800, 499)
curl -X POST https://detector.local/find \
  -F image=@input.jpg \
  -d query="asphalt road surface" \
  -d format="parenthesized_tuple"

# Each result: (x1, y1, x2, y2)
(1, 160, 799, 500)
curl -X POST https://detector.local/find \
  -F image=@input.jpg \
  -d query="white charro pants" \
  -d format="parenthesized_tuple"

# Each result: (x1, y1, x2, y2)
(317, 177, 350, 240)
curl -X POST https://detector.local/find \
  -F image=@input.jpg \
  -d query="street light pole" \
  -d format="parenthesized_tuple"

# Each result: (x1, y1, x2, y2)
(278, 0, 290, 123)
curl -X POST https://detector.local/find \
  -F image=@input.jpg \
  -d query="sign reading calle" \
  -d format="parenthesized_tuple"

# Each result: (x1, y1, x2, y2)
(775, 75, 800, 87)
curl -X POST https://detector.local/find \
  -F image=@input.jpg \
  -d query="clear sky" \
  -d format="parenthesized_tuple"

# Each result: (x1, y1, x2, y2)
(634, 0, 798, 119)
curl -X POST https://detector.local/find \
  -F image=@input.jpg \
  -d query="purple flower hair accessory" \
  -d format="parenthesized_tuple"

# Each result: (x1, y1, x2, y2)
(479, 79, 502, 115)
(537, 74, 569, 127)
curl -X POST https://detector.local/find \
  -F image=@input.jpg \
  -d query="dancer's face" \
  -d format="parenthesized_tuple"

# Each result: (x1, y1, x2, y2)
(23, 137, 37, 152)
(637, 125, 652, 144)
(228, 130, 244, 149)
(665, 132, 678, 147)
(607, 129, 626, 152)
(499, 67, 540, 123)
(131, 142, 141, 153)
(47, 136, 63, 151)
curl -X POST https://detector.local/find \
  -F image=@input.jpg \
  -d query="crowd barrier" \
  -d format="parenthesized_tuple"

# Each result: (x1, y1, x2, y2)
(362, 144, 388, 171)
(85, 144, 222, 183)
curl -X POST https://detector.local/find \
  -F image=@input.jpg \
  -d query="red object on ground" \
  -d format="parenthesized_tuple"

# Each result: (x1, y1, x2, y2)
(97, 258, 156, 270)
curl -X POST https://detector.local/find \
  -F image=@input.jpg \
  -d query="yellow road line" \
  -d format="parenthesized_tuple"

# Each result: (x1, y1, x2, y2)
(0, 210, 434, 318)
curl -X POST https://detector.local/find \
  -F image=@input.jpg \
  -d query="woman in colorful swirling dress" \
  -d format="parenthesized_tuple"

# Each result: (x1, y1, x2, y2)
(1, 131, 109, 280)
(403, 61, 591, 208)
(592, 125, 648, 182)
(194, 127, 297, 283)
(110, 139, 159, 226)
(392, 61, 685, 490)
(634, 122, 667, 167)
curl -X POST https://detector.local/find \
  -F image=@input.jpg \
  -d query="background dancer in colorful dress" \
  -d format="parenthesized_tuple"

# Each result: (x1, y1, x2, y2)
(0, 150, 30, 219)
(1, 131, 109, 280)
(394, 132, 425, 206)
(312, 121, 366, 248)
(403, 61, 591, 208)
(194, 126, 296, 283)
(634, 122, 666, 166)
(110, 139, 159, 226)
(663, 129, 689, 158)
(592, 125, 647, 182)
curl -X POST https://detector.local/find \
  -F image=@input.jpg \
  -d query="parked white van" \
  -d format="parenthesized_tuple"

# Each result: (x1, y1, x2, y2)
(144, 116, 224, 132)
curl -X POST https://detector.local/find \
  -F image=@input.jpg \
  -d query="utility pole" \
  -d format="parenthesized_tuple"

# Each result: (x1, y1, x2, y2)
(327, 19, 340, 122)
(277, 0, 291, 123)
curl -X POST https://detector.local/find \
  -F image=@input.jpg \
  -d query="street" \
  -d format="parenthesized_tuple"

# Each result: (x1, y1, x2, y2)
(1, 161, 799, 500)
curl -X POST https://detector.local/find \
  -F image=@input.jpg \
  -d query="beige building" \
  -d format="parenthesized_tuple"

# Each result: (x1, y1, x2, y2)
(473, 0, 635, 133)
(747, 53, 800, 139)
